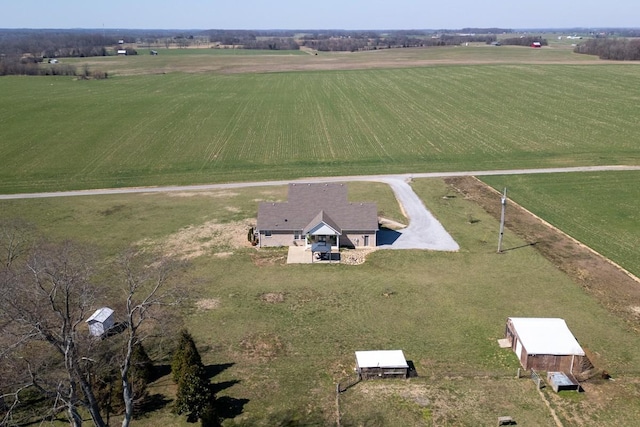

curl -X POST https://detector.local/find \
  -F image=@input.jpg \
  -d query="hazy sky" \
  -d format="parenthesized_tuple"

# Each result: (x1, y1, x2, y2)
(3, 0, 640, 30)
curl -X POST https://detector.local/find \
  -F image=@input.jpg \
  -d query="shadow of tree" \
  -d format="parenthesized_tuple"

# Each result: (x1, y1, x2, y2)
(216, 396, 250, 421)
(205, 362, 234, 380)
(150, 364, 172, 382)
(136, 393, 172, 417)
(211, 379, 241, 394)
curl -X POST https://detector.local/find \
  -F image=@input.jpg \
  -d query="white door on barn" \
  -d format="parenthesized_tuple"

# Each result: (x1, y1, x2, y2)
(515, 340, 523, 361)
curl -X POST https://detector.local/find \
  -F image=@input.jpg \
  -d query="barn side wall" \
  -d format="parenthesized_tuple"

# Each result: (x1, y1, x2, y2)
(358, 367, 407, 379)
(526, 354, 589, 373)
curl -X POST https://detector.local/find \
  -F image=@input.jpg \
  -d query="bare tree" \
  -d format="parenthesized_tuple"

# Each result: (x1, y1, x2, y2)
(0, 218, 36, 268)
(0, 238, 107, 427)
(115, 249, 186, 427)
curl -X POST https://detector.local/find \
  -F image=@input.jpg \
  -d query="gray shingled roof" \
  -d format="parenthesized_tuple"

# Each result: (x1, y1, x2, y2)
(257, 183, 378, 232)
(303, 210, 341, 235)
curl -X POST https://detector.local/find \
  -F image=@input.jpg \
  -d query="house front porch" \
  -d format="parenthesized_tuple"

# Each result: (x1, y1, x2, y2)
(286, 246, 341, 264)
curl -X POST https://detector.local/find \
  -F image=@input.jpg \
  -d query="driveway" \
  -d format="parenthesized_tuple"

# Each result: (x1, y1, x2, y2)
(374, 178, 459, 251)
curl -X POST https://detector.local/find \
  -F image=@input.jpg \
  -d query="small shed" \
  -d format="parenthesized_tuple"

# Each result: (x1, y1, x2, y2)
(86, 307, 115, 337)
(117, 49, 127, 55)
(505, 317, 589, 373)
(355, 350, 409, 379)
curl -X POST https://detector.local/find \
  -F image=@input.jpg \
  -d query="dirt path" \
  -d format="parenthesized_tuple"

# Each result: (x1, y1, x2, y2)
(445, 176, 640, 337)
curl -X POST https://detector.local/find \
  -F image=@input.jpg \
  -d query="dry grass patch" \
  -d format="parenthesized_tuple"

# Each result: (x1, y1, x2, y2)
(239, 333, 287, 361)
(259, 292, 285, 303)
(341, 248, 376, 265)
(196, 298, 221, 310)
(251, 250, 287, 266)
(141, 218, 254, 260)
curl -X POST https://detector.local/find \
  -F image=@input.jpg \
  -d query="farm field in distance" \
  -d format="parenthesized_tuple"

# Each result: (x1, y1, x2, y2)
(1, 45, 640, 194)
(1, 180, 640, 426)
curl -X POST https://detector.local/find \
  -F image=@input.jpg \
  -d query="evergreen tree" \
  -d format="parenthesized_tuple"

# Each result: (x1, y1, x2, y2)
(171, 330, 218, 425)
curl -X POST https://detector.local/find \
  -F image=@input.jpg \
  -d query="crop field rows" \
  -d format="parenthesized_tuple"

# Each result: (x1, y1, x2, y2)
(2, 64, 640, 193)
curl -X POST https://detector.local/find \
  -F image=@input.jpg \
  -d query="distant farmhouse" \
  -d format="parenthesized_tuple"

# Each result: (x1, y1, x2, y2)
(256, 183, 378, 254)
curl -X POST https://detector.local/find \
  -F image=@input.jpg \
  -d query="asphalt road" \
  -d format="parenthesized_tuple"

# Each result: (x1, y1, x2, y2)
(2, 165, 639, 251)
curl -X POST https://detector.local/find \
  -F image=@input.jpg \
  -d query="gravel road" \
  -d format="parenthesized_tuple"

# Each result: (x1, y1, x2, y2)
(3, 166, 639, 251)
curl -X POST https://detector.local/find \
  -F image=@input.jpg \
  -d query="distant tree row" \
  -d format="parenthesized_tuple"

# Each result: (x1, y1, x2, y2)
(0, 57, 77, 76)
(241, 38, 300, 50)
(574, 38, 640, 60)
(0, 57, 108, 78)
(500, 36, 548, 47)
(300, 34, 496, 52)
(0, 31, 115, 58)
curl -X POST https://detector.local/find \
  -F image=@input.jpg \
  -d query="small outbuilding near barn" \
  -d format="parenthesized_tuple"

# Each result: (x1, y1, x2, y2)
(355, 350, 409, 379)
(86, 307, 115, 337)
(505, 317, 590, 373)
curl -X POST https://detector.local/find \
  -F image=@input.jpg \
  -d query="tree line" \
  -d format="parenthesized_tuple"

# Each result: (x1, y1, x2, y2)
(500, 36, 548, 47)
(574, 38, 640, 60)
(300, 34, 497, 52)
(0, 219, 220, 426)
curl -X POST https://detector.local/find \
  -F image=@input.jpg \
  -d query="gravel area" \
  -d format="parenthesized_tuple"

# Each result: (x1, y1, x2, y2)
(375, 178, 459, 251)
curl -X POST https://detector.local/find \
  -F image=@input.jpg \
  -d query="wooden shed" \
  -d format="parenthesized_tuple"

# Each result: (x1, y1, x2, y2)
(86, 307, 115, 337)
(505, 317, 590, 373)
(355, 350, 409, 379)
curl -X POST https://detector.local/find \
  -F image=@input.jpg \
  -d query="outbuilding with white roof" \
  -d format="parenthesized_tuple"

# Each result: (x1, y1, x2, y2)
(355, 350, 409, 379)
(505, 317, 590, 373)
(86, 307, 115, 337)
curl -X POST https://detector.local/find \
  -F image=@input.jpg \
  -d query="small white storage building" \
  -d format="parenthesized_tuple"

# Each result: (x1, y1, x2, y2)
(86, 307, 115, 337)
(355, 350, 409, 379)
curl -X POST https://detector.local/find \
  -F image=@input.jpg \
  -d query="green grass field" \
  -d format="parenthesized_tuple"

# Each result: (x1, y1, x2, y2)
(481, 171, 640, 277)
(2, 54, 640, 193)
(2, 46, 640, 426)
(2, 180, 640, 426)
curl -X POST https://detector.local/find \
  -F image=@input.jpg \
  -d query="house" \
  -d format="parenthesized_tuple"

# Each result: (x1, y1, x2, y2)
(355, 350, 409, 379)
(256, 183, 378, 252)
(505, 317, 591, 373)
(86, 307, 115, 337)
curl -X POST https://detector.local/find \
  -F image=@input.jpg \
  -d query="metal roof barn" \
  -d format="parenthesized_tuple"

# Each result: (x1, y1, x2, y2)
(505, 317, 591, 374)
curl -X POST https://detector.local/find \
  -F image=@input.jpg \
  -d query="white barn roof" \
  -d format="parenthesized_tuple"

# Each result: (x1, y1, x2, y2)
(509, 317, 585, 356)
(355, 350, 408, 368)
(86, 307, 114, 324)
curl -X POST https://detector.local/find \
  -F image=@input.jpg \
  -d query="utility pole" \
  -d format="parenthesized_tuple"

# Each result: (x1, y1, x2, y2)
(497, 187, 507, 253)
